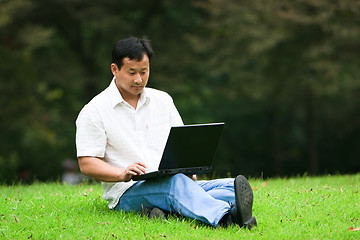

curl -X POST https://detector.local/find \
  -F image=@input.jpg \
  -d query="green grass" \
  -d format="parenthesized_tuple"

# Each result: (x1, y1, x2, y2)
(1, 174, 359, 239)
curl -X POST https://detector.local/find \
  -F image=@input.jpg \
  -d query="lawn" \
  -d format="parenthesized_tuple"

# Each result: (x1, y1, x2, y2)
(1, 174, 359, 239)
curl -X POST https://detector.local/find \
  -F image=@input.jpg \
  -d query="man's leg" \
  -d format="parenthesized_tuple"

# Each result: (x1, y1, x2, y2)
(197, 178, 235, 205)
(114, 174, 229, 227)
(198, 176, 257, 229)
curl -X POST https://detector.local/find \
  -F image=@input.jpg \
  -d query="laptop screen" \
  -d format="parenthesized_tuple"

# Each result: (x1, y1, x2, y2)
(159, 123, 225, 170)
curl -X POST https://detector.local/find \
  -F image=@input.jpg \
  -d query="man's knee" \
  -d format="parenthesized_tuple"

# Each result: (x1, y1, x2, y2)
(169, 173, 193, 185)
(167, 173, 199, 194)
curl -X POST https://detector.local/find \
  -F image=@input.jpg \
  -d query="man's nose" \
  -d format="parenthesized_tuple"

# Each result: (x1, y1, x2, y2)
(134, 74, 142, 83)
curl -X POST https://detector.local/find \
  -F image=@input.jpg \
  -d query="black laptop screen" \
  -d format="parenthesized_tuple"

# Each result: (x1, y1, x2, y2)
(159, 123, 224, 170)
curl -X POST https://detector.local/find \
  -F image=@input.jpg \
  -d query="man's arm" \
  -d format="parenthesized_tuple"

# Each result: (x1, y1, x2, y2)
(78, 156, 147, 182)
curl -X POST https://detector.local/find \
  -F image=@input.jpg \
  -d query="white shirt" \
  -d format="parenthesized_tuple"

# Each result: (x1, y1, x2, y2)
(76, 78, 183, 208)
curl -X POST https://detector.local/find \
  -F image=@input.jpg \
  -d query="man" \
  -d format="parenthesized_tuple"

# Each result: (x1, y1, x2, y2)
(75, 37, 257, 228)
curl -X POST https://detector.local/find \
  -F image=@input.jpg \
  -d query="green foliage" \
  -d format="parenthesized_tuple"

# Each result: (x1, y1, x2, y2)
(0, 0, 359, 182)
(187, 0, 360, 176)
(1, 174, 359, 239)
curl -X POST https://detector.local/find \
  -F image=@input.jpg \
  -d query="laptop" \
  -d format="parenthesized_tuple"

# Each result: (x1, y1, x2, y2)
(132, 122, 225, 181)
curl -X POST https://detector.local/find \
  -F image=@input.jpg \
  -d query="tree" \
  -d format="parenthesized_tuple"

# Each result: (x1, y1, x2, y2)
(187, 0, 360, 176)
(0, 0, 207, 182)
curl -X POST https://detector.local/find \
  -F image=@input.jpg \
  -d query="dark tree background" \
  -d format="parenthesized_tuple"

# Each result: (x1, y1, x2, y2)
(1, 0, 359, 183)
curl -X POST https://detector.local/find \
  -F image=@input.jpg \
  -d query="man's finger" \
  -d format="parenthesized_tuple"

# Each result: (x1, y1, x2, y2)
(133, 163, 147, 174)
(128, 166, 146, 175)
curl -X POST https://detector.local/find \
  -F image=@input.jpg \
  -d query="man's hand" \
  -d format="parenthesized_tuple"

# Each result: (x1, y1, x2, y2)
(122, 162, 147, 182)
(187, 174, 197, 181)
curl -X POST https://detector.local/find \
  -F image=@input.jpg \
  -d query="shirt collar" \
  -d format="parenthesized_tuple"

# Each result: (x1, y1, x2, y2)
(108, 77, 150, 109)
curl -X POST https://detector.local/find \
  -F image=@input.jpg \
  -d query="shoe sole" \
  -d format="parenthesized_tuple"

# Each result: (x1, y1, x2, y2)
(234, 175, 257, 229)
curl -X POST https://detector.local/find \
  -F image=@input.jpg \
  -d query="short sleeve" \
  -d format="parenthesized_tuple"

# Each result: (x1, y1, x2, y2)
(168, 96, 184, 127)
(75, 104, 107, 158)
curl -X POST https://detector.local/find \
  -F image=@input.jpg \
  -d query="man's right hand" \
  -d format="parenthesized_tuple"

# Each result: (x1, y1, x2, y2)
(122, 162, 147, 182)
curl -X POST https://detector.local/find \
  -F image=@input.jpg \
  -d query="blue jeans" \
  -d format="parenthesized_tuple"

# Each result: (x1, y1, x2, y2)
(114, 173, 235, 227)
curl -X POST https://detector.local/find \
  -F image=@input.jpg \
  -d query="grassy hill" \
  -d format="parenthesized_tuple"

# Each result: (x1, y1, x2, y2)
(1, 174, 359, 239)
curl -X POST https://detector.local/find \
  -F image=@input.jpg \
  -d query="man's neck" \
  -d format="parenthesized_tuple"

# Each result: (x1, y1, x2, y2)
(125, 97, 139, 109)
(120, 91, 140, 110)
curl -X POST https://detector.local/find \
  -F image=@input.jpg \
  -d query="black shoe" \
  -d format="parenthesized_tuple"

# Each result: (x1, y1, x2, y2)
(149, 207, 166, 220)
(231, 175, 257, 229)
(218, 212, 233, 228)
(141, 206, 151, 217)
(141, 206, 166, 220)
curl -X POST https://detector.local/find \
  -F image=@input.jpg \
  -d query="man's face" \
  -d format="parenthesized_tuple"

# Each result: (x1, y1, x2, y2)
(111, 54, 150, 100)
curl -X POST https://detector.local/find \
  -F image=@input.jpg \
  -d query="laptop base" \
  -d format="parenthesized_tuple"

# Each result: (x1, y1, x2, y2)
(132, 167, 211, 181)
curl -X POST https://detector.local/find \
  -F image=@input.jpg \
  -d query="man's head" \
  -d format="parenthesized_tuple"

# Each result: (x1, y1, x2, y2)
(110, 37, 154, 103)
(112, 37, 153, 70)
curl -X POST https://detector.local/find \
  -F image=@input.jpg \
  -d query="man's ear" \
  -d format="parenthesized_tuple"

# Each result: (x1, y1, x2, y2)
(110, 63, 118, 76)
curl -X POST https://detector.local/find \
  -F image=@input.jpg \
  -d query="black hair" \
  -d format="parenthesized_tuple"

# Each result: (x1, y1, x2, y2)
(112, 37, 154, 69)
